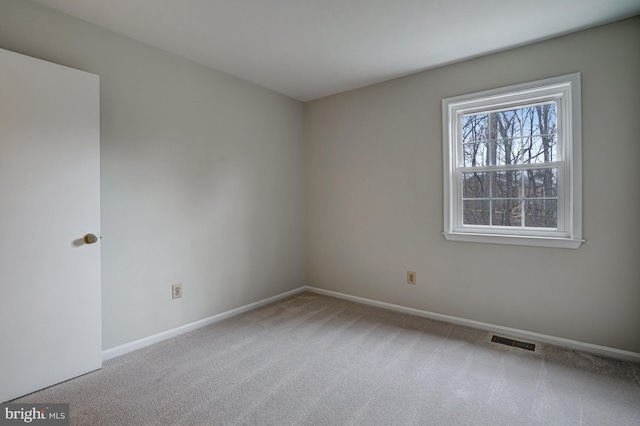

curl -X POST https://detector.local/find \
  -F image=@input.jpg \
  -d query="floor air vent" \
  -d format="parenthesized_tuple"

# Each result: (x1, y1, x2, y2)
(491, 335, 535, 351)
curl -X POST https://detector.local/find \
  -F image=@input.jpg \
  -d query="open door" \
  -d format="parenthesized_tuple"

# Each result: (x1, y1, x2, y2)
(0, 48, 101, 402)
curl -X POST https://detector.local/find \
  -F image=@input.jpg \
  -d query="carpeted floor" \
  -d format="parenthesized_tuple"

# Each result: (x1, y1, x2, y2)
(11, 292, 640, 425)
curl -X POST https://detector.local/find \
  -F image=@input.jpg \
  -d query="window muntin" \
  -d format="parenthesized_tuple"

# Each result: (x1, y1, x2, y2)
(442, 74, 583, 248)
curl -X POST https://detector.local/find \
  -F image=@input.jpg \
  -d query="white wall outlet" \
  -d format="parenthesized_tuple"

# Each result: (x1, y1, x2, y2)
(172, 284, 183, 299)
(407, 271, 416, 285)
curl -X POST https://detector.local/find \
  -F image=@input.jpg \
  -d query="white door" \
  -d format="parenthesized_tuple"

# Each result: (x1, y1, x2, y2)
(0, 48, 101, 403)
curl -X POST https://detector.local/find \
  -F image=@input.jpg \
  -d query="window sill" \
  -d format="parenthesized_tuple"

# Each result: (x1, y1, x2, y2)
(443, 232, 584, 249)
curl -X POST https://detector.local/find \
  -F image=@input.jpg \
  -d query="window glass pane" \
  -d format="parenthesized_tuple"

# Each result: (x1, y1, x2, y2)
(490, 109, 521, 141)
(463, 200, 490, 225)
(463, 142, 489, 167)
(525, 199, 557, 228)
(524, 168, 558, 198)
(523, 103, 556, 136)
(491, 171, 521, 198)
(492, 199, 522, 226)
(495, 138, 524, 165)
(463, 172, 489, 198)
(522, 135, 556, 163)
(522, 107, 536, 136)
(462, 114, 488, 142)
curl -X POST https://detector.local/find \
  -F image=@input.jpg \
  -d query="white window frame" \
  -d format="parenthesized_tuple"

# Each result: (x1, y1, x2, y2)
(442, 73, 583, 248)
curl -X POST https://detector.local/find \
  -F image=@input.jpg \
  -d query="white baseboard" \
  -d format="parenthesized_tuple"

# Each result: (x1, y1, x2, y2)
(102, 287, 306, 361)
(304, 286, 640, 363)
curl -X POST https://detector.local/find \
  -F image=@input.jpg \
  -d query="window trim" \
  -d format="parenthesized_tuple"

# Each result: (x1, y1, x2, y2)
(442, 74, 583, 249)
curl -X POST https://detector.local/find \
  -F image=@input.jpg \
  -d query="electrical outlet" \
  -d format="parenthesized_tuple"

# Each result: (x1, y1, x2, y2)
(172, 284, 183, 299)
(407, 271, 416, 285)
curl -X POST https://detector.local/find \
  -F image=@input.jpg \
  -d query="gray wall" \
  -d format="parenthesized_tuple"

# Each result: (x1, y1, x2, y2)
(0, 0, 305, 350)
(306, 17, 640, 353)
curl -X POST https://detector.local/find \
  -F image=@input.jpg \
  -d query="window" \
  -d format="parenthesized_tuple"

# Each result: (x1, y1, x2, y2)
(442, 74, 583, 248)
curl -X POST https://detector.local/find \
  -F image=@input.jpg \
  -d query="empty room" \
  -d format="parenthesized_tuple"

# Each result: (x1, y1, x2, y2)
(1, 0, 639, 424)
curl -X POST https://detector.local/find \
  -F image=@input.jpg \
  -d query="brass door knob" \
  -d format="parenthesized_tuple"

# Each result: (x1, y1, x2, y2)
(84, 234, 98, 244)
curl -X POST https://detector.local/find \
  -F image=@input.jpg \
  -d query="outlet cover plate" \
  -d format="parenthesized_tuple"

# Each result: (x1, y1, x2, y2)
(172, 284, 183, 299)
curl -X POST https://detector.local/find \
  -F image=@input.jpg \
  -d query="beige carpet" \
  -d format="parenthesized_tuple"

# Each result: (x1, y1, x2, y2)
(11, 292, 640, 425)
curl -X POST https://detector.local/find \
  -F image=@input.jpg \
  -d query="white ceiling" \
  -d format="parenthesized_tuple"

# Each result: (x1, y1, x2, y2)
(31, 0, 640, 102)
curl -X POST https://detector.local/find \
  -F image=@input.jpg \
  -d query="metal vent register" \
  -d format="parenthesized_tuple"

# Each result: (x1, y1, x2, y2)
(491, 335, 536, 351)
